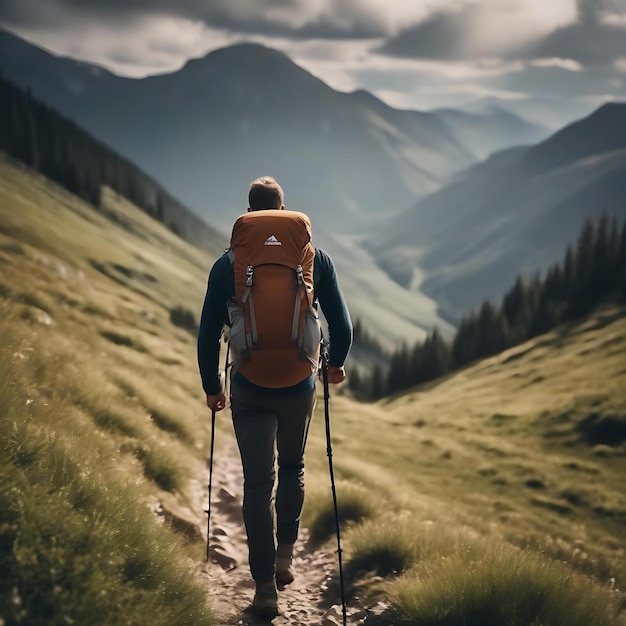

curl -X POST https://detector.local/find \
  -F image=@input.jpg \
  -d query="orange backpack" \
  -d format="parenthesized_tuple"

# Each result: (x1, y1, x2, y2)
(227, 210, 321, 388)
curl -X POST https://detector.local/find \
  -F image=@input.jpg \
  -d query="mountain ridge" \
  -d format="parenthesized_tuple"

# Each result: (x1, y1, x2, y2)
(521, 102, 626, 174)
(4, 26, 616, 338)
(373, 101, 626, 317)
(0, 27, 546, 230)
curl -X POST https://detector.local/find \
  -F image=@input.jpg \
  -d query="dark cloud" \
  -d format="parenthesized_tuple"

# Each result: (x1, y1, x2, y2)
(0, 0, 71, 27)
(575, 0, 625, 25)
(520, 22, 626, 67)
(516, 0, 626, 66)
(378, 0, 626, 67)
(377, 7, 475, 61)
(0, 0, 387, 39)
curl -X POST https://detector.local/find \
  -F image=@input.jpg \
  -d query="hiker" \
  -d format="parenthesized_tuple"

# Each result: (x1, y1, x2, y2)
(197, 176, 352, 618)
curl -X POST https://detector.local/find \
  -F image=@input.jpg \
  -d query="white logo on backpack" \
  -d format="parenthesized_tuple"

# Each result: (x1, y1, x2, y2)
(264, 235, 282, 246)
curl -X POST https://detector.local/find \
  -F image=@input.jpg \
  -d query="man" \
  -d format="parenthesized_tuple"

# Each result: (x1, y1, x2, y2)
(197, 176, 352, 618)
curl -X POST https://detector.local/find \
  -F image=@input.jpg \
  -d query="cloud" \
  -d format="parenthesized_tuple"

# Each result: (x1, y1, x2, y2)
(378, 1, 576, 60)
(0, 0, 438, 39)
(378, 0, 626, 68)
(3, 0, 621, 68)
(2, 12, 239, 76)
(483, 62, 626, 99)
(602, 12, 626, 27)
(511, 0, 626, 67)
(530, 57, 584, 71)
(521, 23, 626, 67)
(1, 0, 624, 129)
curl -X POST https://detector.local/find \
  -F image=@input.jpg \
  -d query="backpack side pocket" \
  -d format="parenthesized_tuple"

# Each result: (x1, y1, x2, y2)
(227, 297, 249, 374)
(300, 306, 321, 370)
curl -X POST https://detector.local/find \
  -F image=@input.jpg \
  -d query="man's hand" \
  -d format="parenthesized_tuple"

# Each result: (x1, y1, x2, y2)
(322, 365, 346, 384)
(206, 392, 227, 412)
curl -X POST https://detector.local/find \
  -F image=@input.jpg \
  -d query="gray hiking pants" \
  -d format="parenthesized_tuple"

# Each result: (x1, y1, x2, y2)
(230, 379, 317, 583)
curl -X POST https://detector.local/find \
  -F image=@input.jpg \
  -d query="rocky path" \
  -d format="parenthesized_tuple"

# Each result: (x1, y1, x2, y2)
(195, 441, 386, 626)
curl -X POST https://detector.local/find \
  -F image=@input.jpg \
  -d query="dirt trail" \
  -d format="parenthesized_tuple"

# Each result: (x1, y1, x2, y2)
(195, 441, 386, 626)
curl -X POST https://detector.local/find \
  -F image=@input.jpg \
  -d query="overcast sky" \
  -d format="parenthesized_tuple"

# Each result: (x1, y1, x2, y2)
(1, 0, 625, 126)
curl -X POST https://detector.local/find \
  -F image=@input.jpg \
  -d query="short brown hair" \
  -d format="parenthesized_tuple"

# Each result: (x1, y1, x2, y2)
(248, 176, 284, 211)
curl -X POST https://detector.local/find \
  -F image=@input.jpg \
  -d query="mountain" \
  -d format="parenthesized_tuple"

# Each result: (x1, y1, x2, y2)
(2, 27, 599, 343)
(0, 74, 225, 254)
(0, 28, 121, 109)
(372, 103, 626, 318)
(0, 28, 544, 234)
(462, 96, 599, 133)
(0, 67, 453, 348)
(431, 105, 548, 161)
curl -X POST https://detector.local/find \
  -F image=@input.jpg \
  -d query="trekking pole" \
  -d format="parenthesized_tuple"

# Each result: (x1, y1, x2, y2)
(206, 407, 216, 562)
(207, 332, 230, 562)
(321, 343, 347, 626)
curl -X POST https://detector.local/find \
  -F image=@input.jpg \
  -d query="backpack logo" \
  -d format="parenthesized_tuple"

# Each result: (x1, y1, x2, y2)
(264, 235, 282, 246)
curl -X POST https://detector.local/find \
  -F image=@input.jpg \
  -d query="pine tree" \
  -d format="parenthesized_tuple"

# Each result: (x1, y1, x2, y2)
(0, 75, 195, 233)
(475, 301, 509, 358)
(390, 342, 413, 393)
(561, 245, 574, 301)
(607, 216, 620, 289)
(619, 220, 626, 302)
(452, 313, 479, 368)
(570, 219, 596, 317)
(528, 291, 557, 337)
(369, 363, 386, 400)
(347, 368, 364, 400)
(411, 341, 425, 386)
(501, 275, 534, 342)
(420, 327, 451, 381)
(591, 213, 612, 298)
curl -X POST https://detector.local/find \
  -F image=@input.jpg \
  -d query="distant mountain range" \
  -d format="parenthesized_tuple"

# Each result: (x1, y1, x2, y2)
(2, 27, 623, 342)
(372, 102, 626, 317)
(461, 96, 599, 134)
(430, 105, 547, 161)
(0, 28, 547, 233)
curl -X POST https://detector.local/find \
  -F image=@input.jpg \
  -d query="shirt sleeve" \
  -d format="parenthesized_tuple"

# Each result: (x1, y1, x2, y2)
(315, 249, 353, 367)
(197, 254, 230, 395)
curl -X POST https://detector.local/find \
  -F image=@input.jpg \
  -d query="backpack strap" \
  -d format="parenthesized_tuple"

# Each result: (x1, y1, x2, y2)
(242, 265, 258, 345)
(228, 250, 258, 347)
(292, 265, 303, 344)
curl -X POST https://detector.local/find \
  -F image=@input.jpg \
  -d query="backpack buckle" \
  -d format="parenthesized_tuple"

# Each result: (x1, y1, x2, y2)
(246, 265, 254, 287)
(296, 265, 303, 285)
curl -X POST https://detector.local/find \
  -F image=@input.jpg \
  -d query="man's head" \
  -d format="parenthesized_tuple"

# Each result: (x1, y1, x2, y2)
(248, 176, 285, 212)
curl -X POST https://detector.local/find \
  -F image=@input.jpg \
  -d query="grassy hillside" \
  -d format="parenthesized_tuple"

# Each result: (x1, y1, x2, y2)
(1, 152, 624, 625)
(301, 304, 626, 623)
(0, 154, 224, 625)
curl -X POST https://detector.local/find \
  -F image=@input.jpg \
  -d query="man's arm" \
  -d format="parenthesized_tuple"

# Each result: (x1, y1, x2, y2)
(197, 254, 231, 408)
(315, 249, 353, 381)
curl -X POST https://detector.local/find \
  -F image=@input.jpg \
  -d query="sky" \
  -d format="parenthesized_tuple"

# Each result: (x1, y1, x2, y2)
(1, 0, 626, 126)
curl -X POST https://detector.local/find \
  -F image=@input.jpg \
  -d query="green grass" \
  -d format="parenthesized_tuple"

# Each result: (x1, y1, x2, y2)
(0, 157, 222, 625)
(337, 514, 622, 624)
(345, 515, 468, 578)
(0, 329, 212, 626)
(306, 480, 378, 543)
(302, 307, 626, 623)
(1, 153, 625, 625)
(391, 543, 619, 626)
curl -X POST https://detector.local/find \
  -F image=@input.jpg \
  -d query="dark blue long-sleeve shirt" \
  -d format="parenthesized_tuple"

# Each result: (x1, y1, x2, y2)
(197, 248, 352, 395)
